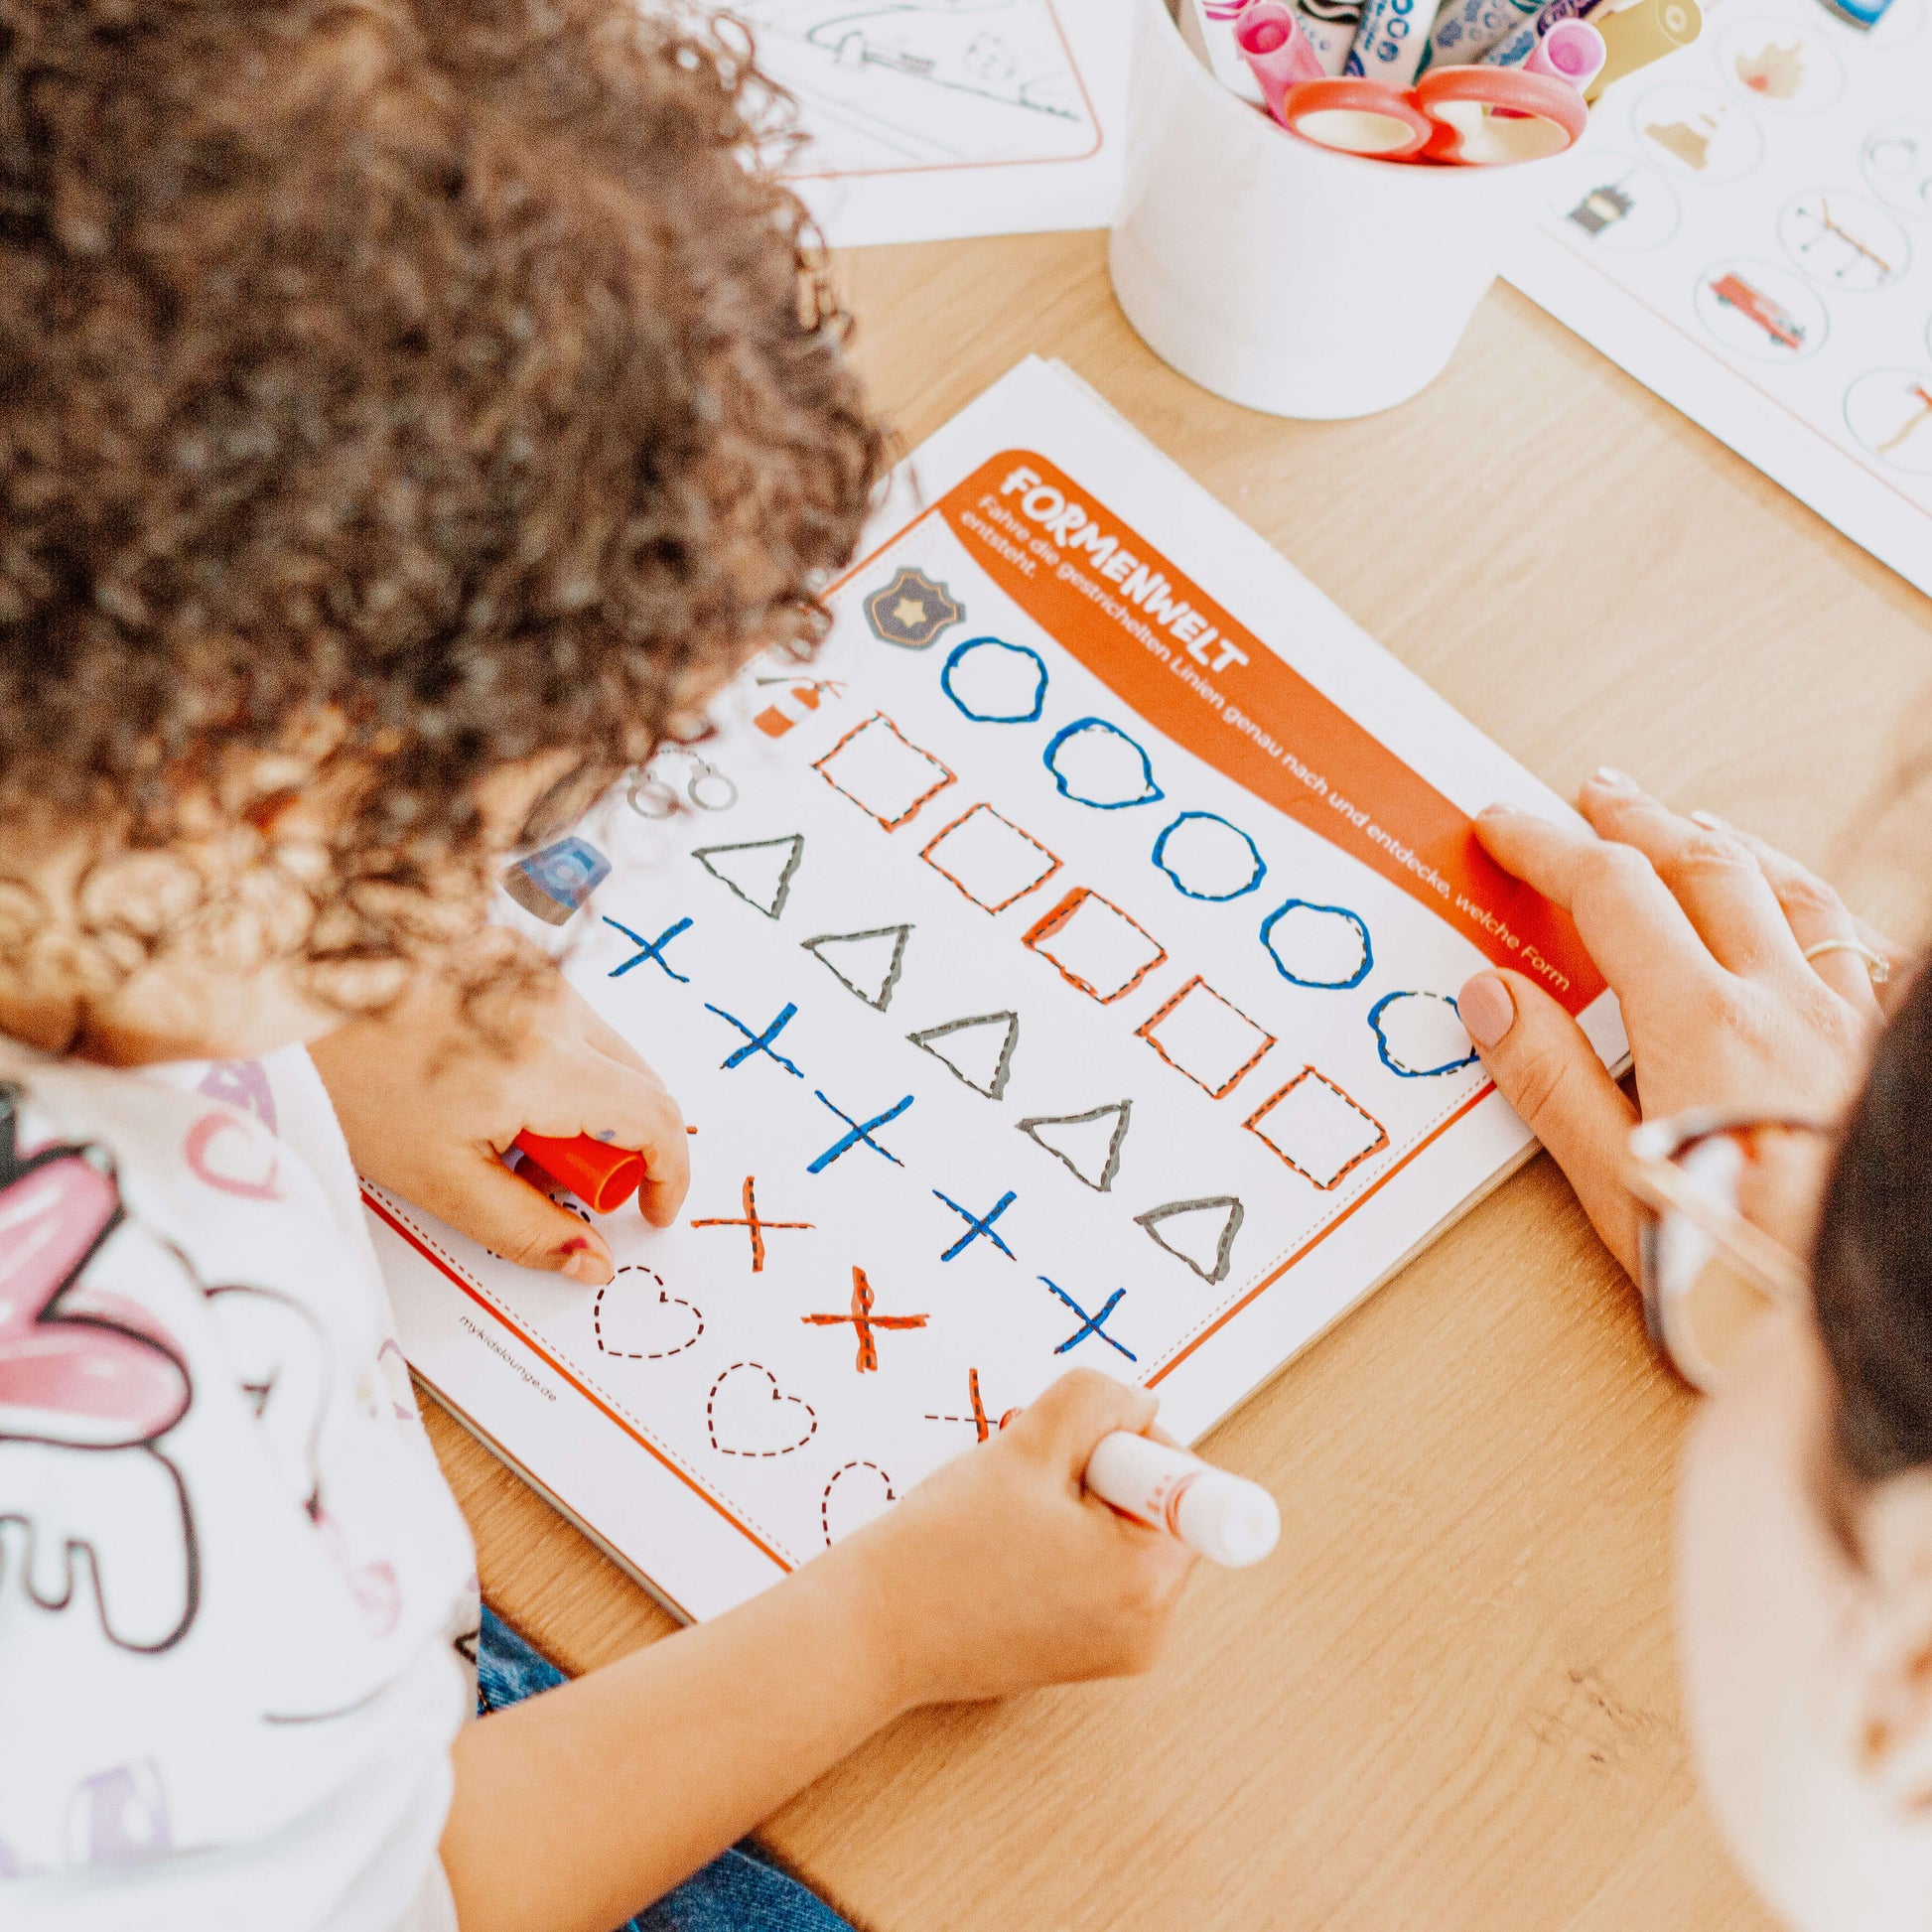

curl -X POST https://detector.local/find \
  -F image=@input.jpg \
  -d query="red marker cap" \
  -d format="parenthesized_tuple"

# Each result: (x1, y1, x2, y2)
(512, 1131, 645, 1215)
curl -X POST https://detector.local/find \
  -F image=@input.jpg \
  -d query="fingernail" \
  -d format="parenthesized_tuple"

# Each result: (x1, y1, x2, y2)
(1458, 974, 1516, 1049)
(561, 1245, 613, 1286)
(1592, 765, 1633, 790)
(1478, 801, 1517, 821)
(1690, 809, 1726, 830)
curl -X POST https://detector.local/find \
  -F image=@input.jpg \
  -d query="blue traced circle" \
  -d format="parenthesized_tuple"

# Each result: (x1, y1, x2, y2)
(1042, 717, 1165, 810)
(938, 636, 1048, 724)
(1259, 897, 1374, 990)
(1151, 811, 1267, 901)
(1367, 990, 1480, 1077)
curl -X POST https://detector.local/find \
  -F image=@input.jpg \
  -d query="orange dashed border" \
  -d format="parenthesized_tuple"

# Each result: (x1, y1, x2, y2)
(811, 712, 955, 831)
(1022, 888, 1168, 1004)
(1243, 1067, 1390, 1191)
(919, 802, 1063, 912)
(1135, 975, 1277, 1100)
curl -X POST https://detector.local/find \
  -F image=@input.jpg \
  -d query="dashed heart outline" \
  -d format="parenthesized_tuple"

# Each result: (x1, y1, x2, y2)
(705, 1361, 817, 1457)
(592, 1266, 703, 1362)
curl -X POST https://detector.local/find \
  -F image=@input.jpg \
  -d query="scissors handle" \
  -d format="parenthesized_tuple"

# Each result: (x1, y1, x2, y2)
(1277, 75, 1436, 157)
(1415, 65, 1588, 161)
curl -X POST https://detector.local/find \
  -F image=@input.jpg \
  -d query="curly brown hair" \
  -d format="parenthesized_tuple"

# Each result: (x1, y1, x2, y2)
(0, 0, 887, 1010)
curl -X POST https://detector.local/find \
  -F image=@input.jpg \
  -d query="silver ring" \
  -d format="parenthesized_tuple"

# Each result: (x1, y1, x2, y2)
(687, 763, 739, 812)
(624, 772, 680, 820)
(1802, 938, 1891, 986)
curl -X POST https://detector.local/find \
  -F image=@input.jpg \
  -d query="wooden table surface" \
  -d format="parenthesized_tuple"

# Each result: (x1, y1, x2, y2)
(426, 228, 1931, 1932)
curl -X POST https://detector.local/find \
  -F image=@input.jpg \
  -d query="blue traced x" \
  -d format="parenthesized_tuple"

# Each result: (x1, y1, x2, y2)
(1038, 1276, 1137, 1362)
(933, 1188, 1017, 1263)
(808, 1091, 913, 1173)
(604, 914, 693, 984)
(704, 1002, 803, 1077)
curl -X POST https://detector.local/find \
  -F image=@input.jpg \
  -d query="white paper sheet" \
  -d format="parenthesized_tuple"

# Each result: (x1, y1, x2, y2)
(375, 358, 1626, 1622)
(725, 0, 1129, 246)
(1501, 0, 1932, 598)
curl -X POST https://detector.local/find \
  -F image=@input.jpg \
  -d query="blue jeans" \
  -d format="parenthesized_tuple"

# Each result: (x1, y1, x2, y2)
(476, 1605, 856, 1932)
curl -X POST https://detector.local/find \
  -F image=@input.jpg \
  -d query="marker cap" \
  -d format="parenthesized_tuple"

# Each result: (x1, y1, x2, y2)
(513, 1131, 645, 1214)
(1174, 1472, 1284, 1568)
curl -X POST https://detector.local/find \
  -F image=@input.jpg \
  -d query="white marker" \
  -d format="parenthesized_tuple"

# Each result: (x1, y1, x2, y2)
(1084, 1433, 1281, 1567)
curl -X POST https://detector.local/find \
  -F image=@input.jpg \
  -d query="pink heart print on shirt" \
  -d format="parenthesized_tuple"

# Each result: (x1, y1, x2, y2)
(0, 1093, 189, 1449)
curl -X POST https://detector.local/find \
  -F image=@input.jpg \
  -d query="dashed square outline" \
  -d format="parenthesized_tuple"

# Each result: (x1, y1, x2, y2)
(919, 803, 1063, 913)
(1021, 888, 1168, 1005)
(1135, 976, 1277, 1099)
(811, 712, 956, 831)
(1243, 1067, 1389, 1190)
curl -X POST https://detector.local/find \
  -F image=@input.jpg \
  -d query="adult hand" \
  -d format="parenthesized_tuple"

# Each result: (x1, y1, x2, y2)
(1458, 767, 1901, 1278)
(310, 960, 687, 1284)
(847, 1369, 1197, 1709)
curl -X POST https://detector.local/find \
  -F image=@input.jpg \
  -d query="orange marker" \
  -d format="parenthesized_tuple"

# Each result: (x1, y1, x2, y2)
(513, 1132, 644, 1214)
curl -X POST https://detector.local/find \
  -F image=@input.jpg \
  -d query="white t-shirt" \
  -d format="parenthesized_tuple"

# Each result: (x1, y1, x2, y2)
(0, 1040, 478, 1930)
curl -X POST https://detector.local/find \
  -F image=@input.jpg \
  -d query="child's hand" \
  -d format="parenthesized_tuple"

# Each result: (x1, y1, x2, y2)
(309, 966, 687, 1283)
(1458, 768, 1901, 1277)
(842, 1369, 1197, 1709)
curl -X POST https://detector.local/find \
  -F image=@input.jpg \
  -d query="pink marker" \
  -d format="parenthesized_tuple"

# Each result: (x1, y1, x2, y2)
(1235, 0, 1327, 123)
(1525, 17, 1606, 89)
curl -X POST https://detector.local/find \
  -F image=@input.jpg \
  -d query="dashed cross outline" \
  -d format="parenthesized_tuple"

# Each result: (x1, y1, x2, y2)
(806, 1090, 913, 1173)
(689, 1175, 814, 1273)
(603, 914, 693, 983)
(932, 1187, 1018, 1263)
(801, 1266, 928, 1373)
(704, 1001, 803, 1077)
(1038, 1276, 1137, 1362)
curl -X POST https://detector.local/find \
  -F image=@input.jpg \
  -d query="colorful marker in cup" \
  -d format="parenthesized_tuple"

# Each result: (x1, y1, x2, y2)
(1422, 0, 1543, 69)
(1235, 0, 1327, 118)
(1524, 19, 1606, 88)
(1479, 0, 1602, 66)
(1293, 0, 1366, 74)
(1344, 0, 1438, 83)
(1085, 1433, 1281, 1567)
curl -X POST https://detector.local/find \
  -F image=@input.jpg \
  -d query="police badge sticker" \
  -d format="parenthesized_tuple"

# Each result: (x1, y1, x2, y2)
(863, 567, 964, 650)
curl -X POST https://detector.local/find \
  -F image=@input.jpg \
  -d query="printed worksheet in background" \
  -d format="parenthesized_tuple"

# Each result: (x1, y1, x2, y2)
(720, 0, 1128, 245)
(1501, 0, 1932, 598)
(372, 359, 1627, 1623)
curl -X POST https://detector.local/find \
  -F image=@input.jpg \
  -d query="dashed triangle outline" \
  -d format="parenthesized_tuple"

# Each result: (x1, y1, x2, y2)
(800, 924, 912, 1012)
(1134, 1194, 1245, 1285)
(1015, 1099, 1132, 1193)
(691, 834, 805, 920)
(907, 1010, 1021, 1100)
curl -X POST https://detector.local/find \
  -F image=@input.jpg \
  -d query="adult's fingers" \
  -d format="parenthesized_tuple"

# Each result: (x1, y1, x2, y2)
(1008, 1368, 1158, 1483)
(1476, 805, 1718, 1015)
(1458, 969, 1642, 1277)
(423, 1148, 616, 1284)
(1702, 815, 1895, 1014)
(1578, 769, 1806, 980)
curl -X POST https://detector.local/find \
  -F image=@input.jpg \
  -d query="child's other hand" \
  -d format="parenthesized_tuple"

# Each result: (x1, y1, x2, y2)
(843, 1369, 1197, 1710)
(1459, 769, 1901, 1278)
(309, 966, 687, 1284)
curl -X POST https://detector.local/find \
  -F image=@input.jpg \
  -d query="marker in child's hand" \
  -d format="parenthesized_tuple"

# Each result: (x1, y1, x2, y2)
(512, 1131, 643, 1214)
(1084, 1432, 1281, 1568)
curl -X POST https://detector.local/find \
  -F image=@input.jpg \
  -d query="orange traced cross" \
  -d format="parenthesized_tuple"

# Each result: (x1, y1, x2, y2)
(802, 1266, 928, 1373)
(690, 1176, 813, 1273)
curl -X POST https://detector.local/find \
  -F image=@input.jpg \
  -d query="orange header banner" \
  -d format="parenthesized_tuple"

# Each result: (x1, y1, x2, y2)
(934, 452, 1604, 1017)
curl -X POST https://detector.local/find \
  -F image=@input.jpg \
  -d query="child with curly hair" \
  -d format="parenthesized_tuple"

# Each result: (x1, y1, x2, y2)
(0, 5, 1196, 1928)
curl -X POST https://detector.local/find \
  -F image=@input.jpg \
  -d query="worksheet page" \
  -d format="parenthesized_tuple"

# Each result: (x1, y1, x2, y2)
(724, 0, 1128, 244)
(1502, 0, 1932, 597)
(373, 359, 1625, 1621)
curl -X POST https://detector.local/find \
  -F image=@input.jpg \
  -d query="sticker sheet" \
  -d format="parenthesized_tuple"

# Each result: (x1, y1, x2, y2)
(1502, 0, 1932, 597)
(722, 0, 1128, 246)
(373, 360, 1626, 1621)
